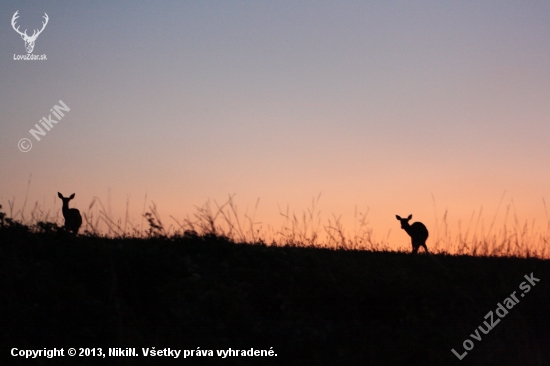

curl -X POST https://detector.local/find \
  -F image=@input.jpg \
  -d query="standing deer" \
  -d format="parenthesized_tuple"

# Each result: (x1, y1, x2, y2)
(58, 192, 82, 234)
(396, 214, 429, 254)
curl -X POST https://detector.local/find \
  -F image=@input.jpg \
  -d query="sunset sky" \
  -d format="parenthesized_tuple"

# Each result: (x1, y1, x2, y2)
(1, 1, 549, 250)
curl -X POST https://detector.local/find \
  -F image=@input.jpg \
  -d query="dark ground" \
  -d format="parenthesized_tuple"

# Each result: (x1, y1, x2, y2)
(1, 221, 549, 365)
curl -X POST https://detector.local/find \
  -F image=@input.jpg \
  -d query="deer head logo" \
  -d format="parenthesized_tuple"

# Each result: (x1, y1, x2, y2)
(11, 10, 49, 54)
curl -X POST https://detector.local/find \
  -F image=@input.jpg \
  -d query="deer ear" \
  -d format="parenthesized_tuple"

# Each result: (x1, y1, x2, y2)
(70, 193, 75, 199)
(407, 214, 412, 220)
(58, 192, 63, 198)
(396, 215, 401, 220)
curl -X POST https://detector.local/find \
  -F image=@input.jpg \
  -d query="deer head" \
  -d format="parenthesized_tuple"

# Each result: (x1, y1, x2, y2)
(12, 11, 49, 54)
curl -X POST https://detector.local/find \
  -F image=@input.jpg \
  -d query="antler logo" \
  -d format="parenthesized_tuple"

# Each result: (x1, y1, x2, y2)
(11, 10, 49, 54)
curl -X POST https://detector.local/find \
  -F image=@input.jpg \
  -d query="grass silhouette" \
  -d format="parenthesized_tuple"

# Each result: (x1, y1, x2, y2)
(2, 191, 548, 257)
(1, 197, 549, 365)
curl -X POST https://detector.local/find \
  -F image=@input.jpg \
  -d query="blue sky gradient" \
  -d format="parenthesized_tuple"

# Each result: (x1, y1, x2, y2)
(1, 1, 549, 247)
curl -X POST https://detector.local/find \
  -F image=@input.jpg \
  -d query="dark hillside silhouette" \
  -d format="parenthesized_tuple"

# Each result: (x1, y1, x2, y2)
(1, 211, 549, 365)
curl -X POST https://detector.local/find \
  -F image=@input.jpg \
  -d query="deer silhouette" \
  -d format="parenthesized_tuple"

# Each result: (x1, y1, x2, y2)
(396, 214, 429, 254)
(58, 192, 82, 234)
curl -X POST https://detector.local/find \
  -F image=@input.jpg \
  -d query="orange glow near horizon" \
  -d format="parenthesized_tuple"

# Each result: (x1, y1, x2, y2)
(2, 186, 548, 257)
(1, 2, 549, 258)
